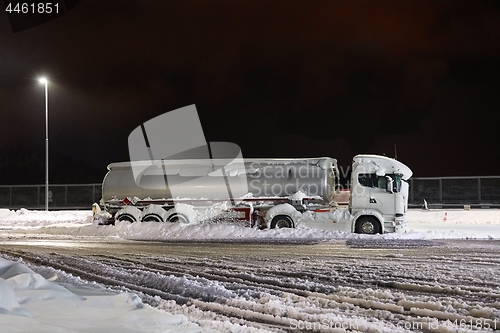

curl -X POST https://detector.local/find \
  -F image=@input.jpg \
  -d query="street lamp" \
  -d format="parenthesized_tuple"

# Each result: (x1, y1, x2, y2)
(39, 77, 49, 211)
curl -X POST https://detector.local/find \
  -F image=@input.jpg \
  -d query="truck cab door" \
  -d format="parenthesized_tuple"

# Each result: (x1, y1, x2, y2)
(350, 173, 372, 213)
(369, 175, 396, 217)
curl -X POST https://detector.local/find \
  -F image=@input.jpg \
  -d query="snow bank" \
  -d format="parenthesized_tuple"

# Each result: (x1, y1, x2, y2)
(0, 258, 207, 332)
(112, 219, 340, 241)
(404, 209, 500, 239)
(0, 209, 92, 228)
(408, 209, 500, 224)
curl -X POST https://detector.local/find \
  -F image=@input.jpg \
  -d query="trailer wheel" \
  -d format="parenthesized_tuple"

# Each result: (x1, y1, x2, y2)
(142, 214, 161, 222)
(167, 213, 189, 224)
(141, 204, 167, 222)
(270, 215, 295, 229)
(115, 206, 141, 223)
(165, 204, 195, 224)
(355, 216, 381, 234)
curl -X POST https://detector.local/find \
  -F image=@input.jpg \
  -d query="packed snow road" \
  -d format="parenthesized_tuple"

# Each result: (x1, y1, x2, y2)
(1, 237, 499, 332)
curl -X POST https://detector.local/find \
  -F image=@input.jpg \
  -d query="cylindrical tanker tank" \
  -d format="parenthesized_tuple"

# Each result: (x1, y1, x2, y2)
(102, 158, 338, 204)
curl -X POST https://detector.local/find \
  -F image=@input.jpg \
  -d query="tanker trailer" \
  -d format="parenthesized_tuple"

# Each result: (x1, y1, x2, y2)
(95, 157, 338, 229)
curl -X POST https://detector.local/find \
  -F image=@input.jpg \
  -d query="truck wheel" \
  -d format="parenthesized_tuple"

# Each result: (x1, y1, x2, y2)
(270, 215, 294, 229)
(355, 216, 381, 234)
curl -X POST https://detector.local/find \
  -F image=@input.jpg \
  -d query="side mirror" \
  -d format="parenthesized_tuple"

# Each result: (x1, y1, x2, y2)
(386, 176, 394, 194)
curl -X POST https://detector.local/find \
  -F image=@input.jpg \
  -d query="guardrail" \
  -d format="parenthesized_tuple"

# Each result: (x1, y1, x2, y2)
(0, 184, 102, 210)
(409, 176, 500, 208)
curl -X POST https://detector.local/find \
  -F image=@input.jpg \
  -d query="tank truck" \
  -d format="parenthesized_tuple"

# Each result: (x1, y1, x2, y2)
(93, 154, 412, 234)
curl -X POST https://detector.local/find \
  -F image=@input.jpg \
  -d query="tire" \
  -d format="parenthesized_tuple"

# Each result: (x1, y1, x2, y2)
(141, 204, 167, 222)
(270, 215, 295, 229)
(165, 204, 195, 224)
(142, 214, 163, 222)
(115, 206, 141, 223)
(167, 213, 189, 224)
(355, 216, 381, 234)
(117, 214, 135, 222)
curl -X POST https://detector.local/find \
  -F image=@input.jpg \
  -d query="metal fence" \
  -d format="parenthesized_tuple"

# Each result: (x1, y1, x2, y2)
(1, 177, 499, 210)
(409, 176, 500, 208)
(0, 184, 102, 210)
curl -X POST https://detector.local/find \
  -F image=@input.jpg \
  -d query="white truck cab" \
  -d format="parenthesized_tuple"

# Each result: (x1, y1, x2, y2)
(349, 155, 413, 234)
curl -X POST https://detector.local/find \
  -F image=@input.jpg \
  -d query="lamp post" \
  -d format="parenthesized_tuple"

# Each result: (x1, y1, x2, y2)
(39, 78, 49, 211)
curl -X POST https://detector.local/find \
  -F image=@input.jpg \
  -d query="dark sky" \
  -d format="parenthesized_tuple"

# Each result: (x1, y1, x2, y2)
(1, 0, 500, 184)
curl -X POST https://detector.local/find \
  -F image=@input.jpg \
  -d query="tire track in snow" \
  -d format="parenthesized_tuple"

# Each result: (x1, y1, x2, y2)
(1, 240, 500, 332)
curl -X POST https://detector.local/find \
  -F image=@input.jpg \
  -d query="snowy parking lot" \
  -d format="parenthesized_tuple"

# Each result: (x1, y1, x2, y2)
(0, 208, 500, 332)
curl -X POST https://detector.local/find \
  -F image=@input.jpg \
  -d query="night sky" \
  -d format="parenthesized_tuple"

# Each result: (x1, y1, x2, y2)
(1, 0, 499, 185)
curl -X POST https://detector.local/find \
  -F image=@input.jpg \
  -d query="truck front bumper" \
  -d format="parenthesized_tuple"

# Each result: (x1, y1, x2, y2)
(384, 219, 407, 233)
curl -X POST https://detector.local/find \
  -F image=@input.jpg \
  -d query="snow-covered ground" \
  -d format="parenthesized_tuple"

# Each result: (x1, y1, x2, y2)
(0, 207, 499, 332)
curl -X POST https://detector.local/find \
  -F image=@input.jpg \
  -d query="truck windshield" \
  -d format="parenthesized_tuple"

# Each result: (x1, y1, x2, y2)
(358, 173, 403, 193)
